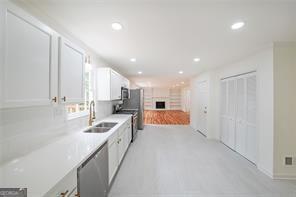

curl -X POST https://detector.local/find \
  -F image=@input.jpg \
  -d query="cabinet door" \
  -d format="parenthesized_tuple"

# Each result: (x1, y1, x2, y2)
(45, 168, 77, 197)
(118, 132, 125, 164)
(127, 122, 132, 144)
(96, 68, 111, 101)
(110, 70, 122, 100)
(59, 38, 85, 103)
(108, 140, 118, 184)
(122, 77, 130, 88)
(1, 5, 57, 108)
(123, 127, 130, 153)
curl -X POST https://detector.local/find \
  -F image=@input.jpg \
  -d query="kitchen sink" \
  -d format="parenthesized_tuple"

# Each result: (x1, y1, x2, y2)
(95, 122, 117, 128)
(84, 122, 118, 134)
(84, 127, 111, 133)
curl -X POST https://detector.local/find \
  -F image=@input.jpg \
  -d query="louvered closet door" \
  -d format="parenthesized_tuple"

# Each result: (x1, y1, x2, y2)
(245, 75, 257, 163)
(226, 79, 236, 149)
(220, 81, 228, 144)
(235, 78, 247, 157)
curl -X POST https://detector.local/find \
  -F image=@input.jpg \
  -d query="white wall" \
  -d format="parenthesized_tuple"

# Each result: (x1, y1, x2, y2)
(153, 88, 170, 98)
(181, 87, 190, 112)
(191, 46, 275, 177)
(0, 1, 114, 164)
(273, 42, 296, 179)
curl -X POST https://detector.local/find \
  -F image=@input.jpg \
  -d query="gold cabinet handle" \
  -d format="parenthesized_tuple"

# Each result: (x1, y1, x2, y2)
(61, 96, 66, 102)
(52, 97, 57, 103)
(60, 190, 69, 197)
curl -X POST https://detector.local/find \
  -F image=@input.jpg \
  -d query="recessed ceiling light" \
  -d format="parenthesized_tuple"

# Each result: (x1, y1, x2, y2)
(111, 22, 123, 30)
(130, 58, 136, 62)
(231, 21, 245, 30)
(179, 70, 183, 74)
(193, 58, 200, 62)
(138, 71, 142, 74)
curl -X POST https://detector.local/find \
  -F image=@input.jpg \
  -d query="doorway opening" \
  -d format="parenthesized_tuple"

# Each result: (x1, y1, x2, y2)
(143, 87, 190, 125)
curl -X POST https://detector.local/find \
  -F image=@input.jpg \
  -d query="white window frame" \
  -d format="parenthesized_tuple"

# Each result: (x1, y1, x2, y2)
(67, 63, 95, 120)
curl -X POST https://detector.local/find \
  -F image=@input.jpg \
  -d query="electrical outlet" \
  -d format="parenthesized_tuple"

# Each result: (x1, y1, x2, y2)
(284, 156, 296, 166)
(285, 157, 293, 165)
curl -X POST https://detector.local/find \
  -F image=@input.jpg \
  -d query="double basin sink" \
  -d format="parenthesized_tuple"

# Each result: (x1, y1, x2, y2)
(84, 122, 118, 133)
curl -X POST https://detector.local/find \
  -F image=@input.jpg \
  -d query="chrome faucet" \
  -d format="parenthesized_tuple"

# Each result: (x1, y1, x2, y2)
(89, 100, 96, 126)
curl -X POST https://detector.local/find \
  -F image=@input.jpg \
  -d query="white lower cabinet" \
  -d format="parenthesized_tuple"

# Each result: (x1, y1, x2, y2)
(45, 118, 132, 196)
(108, 119, 132, 184)
(45, 168, 77, 197)
(108, 131, 119, 184)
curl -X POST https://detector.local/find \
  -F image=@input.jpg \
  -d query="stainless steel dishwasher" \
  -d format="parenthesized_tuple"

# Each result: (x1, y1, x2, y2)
(77, 141, 109, 197)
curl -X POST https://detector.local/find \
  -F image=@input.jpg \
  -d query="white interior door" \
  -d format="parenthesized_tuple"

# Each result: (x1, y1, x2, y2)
(226, 79, 236, 149)
(196, 81, 208, 136)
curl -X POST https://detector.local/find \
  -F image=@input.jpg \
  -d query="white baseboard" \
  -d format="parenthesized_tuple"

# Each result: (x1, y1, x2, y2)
(257, 165, 274, 179)
(273, 173, 296, 180)
(257, 166, 296, 180)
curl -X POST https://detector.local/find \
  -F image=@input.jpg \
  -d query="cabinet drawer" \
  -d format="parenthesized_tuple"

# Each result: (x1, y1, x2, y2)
(45, 168, 77, 197)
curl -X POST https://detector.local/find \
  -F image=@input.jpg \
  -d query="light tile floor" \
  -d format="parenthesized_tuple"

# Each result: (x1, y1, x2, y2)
(109, 125, 296, 197)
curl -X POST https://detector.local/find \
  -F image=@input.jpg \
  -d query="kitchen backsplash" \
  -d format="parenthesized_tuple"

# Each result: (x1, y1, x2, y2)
(0, 101, 113, 164)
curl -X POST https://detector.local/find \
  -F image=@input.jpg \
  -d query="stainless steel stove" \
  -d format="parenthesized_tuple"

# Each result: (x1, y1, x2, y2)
(115, 109, 138, 142)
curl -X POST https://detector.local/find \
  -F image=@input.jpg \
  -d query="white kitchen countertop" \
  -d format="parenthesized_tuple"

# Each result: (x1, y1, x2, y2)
(0, 114, 132, 197)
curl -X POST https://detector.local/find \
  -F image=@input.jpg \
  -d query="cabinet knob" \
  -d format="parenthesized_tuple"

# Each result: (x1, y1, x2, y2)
(62, 96, 66, 102)
(60, 190, 69, 197)
(52, 97, 57, 103)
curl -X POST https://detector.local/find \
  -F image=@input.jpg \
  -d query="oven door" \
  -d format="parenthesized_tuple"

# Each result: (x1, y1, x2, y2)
(121, 87, 129, 100)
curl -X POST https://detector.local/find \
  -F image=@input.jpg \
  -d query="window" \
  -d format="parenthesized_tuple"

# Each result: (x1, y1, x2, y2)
(66, 63, 94, 120)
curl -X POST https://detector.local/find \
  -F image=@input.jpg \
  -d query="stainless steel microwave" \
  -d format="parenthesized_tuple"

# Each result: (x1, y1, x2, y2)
(121, 87, 129, 100)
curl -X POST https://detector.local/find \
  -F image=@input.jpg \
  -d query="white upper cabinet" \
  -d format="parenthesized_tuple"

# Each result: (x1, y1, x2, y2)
(110, 70, 122, 100)
(59, 38, 85, 103)
(0, 2, 87, 108)
(121, 76, 130, 89)
(97, 68, 129, 101)
(0, 3, 58, 108)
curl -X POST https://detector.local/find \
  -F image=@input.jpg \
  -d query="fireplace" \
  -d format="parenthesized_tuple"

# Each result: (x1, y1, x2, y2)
(156, 101, 165, 109)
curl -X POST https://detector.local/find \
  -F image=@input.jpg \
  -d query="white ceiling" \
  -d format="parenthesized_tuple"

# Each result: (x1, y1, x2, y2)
(24, 0, 296, 87)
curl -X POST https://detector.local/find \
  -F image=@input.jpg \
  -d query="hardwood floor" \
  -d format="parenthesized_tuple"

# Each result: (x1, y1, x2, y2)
(144, 110, 190, 125)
